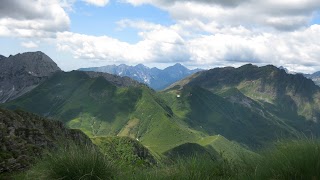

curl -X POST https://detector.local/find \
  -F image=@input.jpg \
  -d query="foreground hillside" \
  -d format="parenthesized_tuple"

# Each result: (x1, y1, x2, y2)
(0, 108, 91, 175)
(16, 138, 320, 180)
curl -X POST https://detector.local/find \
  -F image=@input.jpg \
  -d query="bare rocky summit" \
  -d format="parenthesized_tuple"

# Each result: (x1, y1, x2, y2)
(0, 51, 61, 103)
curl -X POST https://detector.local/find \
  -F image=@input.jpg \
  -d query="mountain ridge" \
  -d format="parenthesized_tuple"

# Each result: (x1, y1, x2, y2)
(162, 64, 320, 148)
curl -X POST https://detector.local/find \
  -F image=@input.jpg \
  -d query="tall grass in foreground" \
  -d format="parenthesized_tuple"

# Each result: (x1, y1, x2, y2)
(256, 139, 320, 179)
(125, 139, 320, 180)
(17, 139, 320, 180)
(22, 144, 115, 180)
(120, 155, 255, 180)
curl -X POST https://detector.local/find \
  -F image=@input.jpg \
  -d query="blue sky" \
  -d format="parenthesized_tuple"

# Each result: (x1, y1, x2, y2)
(0, 0, 320, 73)
(70, 1, 173, 43)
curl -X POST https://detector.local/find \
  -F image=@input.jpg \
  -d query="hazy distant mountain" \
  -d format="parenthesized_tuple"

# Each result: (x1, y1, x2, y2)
(0, 51, 61, 103)
(79, 63, 202, 90)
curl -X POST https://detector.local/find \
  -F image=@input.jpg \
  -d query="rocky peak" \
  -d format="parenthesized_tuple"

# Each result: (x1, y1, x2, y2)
(1, 51, 60, 76)
(0, 51, 61, 103)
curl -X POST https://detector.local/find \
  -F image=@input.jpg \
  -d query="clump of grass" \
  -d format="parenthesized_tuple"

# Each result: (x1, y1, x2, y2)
(124, 154, 246, 180)
(256, 139, 320, 179)
(22, 144, 115, 180)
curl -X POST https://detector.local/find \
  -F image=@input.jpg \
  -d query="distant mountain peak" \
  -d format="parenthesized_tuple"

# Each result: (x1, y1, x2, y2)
(79, 63, 202, 90)
(135, 63, 149, 69)
(173, 63, 183, 66)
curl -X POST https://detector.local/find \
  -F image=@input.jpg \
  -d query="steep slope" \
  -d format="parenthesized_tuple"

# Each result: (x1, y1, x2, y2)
(0, 108, 91, 174)
(164, 64, 320, 148)
(79, 63, 202, 90)
(4, 71, 202, 153)
(0, 51, 61, 103)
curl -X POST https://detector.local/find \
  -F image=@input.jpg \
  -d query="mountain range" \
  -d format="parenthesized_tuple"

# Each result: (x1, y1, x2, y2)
(79, 63, 202, 90)
(3, 51, 320, 177)
(2, 52, 320, 153)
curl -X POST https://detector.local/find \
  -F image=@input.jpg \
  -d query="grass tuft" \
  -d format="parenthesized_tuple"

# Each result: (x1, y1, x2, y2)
(22, 144, 115, 180)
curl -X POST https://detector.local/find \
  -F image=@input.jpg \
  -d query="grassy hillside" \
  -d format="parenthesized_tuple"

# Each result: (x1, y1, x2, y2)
(92, 136, 158, 168)
(3, 71, 202, 154)
(6, 65, 320, 157)
(163, 64, 320, 148)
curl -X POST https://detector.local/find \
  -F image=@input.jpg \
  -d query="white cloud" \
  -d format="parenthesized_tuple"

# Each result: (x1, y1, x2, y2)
(56, 30, 189, 64)
(56, 19, 320, 73)
(0, 0, 70, 38)
(82, 0, 109, 7)
(123, 0, 320, 31)
(1, 0, 319, 73)
(21, 41, 39, 48)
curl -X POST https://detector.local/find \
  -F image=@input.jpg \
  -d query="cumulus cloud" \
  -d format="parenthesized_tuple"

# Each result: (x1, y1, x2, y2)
(123, 0, 320, 31)
(82, 0, 109, 7)
(1, 0, 319, 73)
(124, 0, 249, 7)
(21, 41, 39, 48)
(56, 29, 190, 64)
(56, 19, 320, 73)
(0, 0, 70, 38)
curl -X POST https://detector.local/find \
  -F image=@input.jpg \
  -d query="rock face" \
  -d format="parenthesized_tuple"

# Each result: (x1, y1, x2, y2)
(0, 108, 92, 173)
(0, 51, 61, 103)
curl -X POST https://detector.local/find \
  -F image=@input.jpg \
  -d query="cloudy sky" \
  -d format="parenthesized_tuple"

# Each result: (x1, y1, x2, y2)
(0, 0, 320, 73)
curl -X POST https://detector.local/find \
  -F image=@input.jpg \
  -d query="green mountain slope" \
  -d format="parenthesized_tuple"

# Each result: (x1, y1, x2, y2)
(92, 136, 158, 167)
(164, 64, 320, 148)
(4, 71, 202, 153)
(6, 64, 315, 156)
